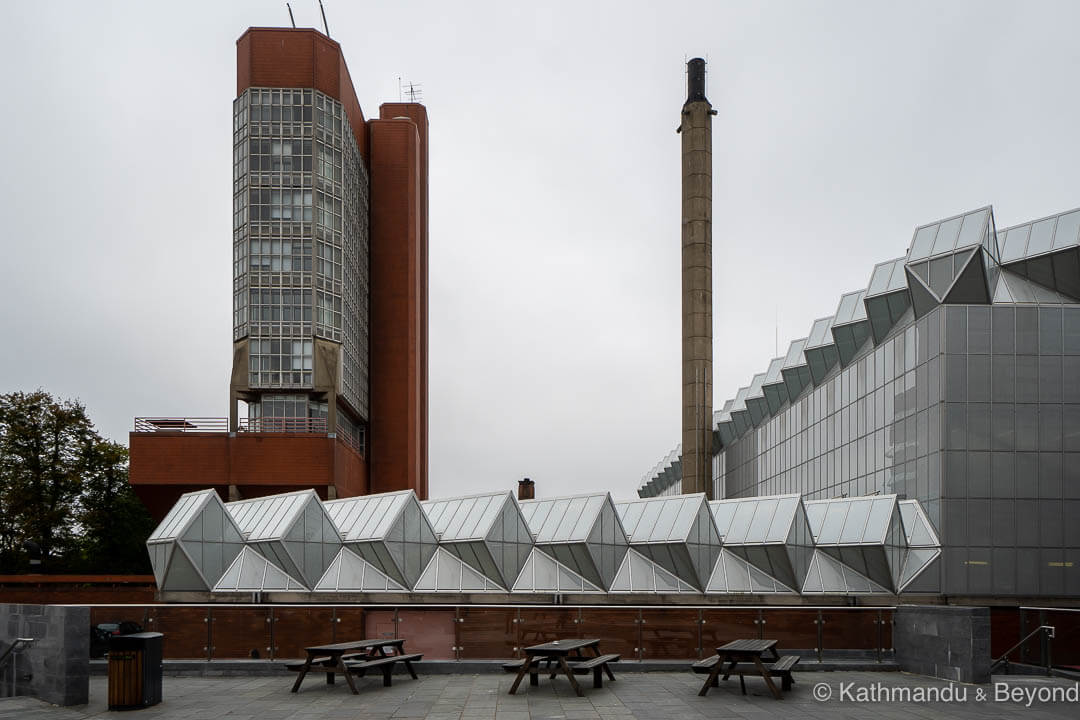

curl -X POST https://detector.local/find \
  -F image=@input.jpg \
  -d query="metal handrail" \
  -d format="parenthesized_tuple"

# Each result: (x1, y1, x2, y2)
(991, 625, 1055, 675)
(239, 417, 328, 433)
(0, 638, 34, 669)
(1, 638, 34, 698)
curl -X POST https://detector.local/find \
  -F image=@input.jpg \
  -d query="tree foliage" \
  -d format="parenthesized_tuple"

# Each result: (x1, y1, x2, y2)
(0, 390, 153, 574)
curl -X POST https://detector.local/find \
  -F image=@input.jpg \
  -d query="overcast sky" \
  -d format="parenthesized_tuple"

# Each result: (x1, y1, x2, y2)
(2, 1, 1079, 501)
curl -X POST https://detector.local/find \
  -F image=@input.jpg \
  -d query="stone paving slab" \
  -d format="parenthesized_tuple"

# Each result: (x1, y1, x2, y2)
(1, 671, 1078, 719)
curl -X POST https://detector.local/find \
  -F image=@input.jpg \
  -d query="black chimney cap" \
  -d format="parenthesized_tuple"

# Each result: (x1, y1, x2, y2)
(685, 57, 709, 105)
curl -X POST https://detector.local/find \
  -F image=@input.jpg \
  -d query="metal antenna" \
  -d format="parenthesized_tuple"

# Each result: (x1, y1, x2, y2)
(404, 81, 423, 103)
(286, 2, 296, 28)
(318, 0, 330, 36)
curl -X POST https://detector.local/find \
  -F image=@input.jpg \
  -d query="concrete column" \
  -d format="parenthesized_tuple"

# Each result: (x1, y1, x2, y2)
(680, 58, 714, 497)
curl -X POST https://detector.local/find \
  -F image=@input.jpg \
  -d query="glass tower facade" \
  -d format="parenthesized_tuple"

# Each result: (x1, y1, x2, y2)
(231, 87, 369, 442)
(642, 204, 1080, 598)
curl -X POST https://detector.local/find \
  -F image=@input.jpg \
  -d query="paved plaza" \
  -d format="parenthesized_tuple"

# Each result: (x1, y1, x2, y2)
(1, 671, 1079, 719)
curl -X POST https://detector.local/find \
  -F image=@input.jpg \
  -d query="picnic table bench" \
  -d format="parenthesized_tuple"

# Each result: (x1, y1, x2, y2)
(287, 639, 422, 694)
(692, 639, 798, 699)
(506, 638, 619, 696)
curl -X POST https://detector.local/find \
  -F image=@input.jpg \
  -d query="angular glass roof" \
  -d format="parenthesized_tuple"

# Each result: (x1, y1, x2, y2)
(761, 357, 789, 414)
(609, 548, 697, 593)
(906, 207, 991, 262)
(314, 547, 406, 592)
(780, 338, 811, 402)
(213, 546, 306, 592)
(147, 489, 246, 593)
(520, 493, 617, 543)
(512, 548, 603, 593)
(615, 495, 709, 543)
(414, 547, 504, 592)
(993, 270, 1078, 304)
(706, 549, 795, 593)
(833, 290, 868, 326)
(804, 316, 839, 385)
(149, 489, 217, 542)
(324, 490, 414, 541)
(865, 257, 908, 298)
(227, 490, 333, 542)
(898, 500, 940, 548)
(710, 495, 800, 544)
(421, 491, 514, 542)
(899, 547, 940, 591)
(805, 316, 835, 349)
(999, 208, 1080, 262)
(800, 550, 891, 594)
(804, 495, 899, 545)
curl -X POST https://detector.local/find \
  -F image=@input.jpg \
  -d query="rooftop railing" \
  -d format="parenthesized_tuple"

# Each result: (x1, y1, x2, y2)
(134, 417, 229, 433)
(132, 416, 363, 456)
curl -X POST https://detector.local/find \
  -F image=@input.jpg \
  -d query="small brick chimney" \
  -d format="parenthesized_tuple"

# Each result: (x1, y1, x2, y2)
(517, 478, 535, 501)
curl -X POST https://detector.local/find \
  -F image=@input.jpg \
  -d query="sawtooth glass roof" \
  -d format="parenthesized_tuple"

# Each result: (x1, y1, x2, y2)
(512, 548, 603, 593)
(324, 490, 437, 590)
(421, 492, 532, 589)
(614, 494, 721, 591)
(709, 494, 814, 591)
(151, 489, 941, 597)
(148, 489, 245, 592)
(640, 202, 1080, 499)
(519, 493, 628, 590)
(314, 547, 406, 592)
(225, 490, 341, 590)
(213, 546, 306, 592)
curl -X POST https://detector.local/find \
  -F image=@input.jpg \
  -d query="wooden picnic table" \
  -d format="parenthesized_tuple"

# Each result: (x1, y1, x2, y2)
(695, 638, 794, 699)
(507, 638, 619, 697)
(288, 638, 408, 694)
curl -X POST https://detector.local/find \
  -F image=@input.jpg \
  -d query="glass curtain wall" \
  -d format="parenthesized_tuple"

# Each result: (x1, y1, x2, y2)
(232, 87, 369, 426)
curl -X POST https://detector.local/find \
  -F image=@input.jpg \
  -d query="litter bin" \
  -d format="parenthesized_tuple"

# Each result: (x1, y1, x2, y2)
(107, 632, 163, 710)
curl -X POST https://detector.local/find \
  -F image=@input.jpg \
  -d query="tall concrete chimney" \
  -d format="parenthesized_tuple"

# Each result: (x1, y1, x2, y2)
(679, 58, 714, 498)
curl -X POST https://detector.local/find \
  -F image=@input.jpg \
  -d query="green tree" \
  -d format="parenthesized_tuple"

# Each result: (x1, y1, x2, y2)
(0, 390, 155, 574)
(0, 391, 93, 570)
(77, 439, 154, 573)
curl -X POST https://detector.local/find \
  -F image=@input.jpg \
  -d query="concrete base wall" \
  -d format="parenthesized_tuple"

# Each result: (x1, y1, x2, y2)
(894, 604, 990, 683)
(1, 604, 89, 706)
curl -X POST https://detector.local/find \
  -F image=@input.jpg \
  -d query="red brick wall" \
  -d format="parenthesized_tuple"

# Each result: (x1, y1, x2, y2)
(130, 433, 367, 520)
(379, 104, 429, 500)
(368, 118, 425, 498)
(0, 576, 157, 604)
(236, 27, 368, 159)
